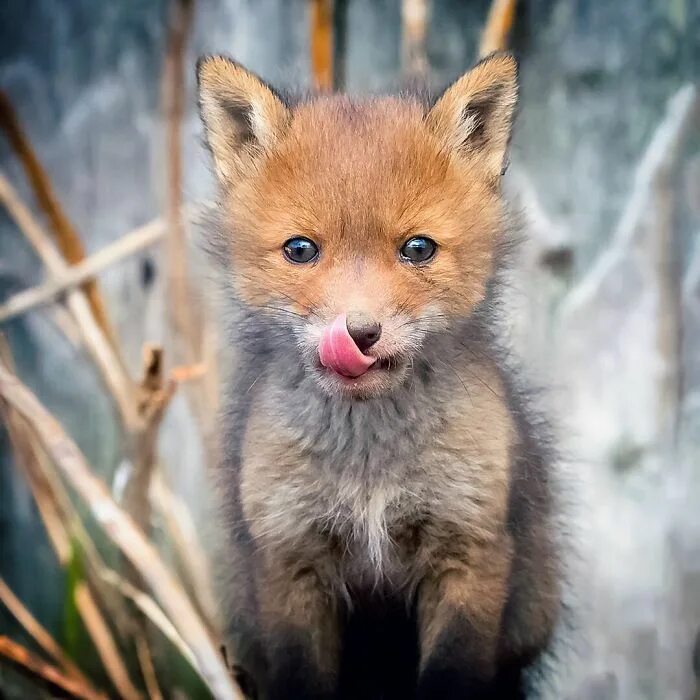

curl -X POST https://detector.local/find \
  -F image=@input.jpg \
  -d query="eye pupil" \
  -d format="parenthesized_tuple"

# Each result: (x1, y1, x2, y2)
(400, 236, 437, 264)
(283, 237, 319, 264)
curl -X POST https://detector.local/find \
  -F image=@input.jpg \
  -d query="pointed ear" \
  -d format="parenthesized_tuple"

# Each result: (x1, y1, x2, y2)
(197, 56, 290, 184)
(426, 52, 518, 178)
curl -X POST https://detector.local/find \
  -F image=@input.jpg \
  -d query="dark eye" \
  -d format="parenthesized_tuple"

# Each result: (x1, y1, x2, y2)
(399, 236, 437, 264)
(283, 237, 319, 264)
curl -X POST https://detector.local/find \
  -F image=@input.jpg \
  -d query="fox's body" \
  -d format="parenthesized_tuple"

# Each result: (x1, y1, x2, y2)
(198, 53, 561, 699)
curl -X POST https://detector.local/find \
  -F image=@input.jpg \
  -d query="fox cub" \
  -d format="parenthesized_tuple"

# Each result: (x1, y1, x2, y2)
(197, 52, 561, 700)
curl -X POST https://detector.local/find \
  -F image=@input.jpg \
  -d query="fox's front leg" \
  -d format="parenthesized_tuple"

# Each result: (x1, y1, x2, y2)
(417, 537, 514, 700)
(256, 554, 340, 700)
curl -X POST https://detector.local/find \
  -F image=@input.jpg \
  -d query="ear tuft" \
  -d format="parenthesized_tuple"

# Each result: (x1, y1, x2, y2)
(427, 52, 518, 178)
(197, 56, 289, 185)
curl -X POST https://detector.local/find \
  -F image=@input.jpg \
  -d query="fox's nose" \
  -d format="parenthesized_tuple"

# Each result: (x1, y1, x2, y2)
(346, 313, 382, 353)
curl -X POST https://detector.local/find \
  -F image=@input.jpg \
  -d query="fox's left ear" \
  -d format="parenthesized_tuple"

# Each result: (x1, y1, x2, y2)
(427, 52, 518, 178)
(197, 56, 290, 185)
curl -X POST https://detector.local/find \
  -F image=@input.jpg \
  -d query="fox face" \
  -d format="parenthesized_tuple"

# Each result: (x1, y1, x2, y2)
(198, 54, 517, 398)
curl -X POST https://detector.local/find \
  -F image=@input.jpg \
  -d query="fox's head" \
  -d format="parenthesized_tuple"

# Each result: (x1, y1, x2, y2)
(198, 53, 517, 399)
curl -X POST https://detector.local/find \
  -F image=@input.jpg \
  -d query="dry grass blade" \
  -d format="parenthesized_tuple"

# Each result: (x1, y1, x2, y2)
(0, 91, 116, 346)
(401, 0, 430, 80)
(479, 0, 517, 57)
(135, 634, 163, 700)
(100, 570, 198, 670)
(0, 216, 165, 324)
(0, 361, 243, 700)
(0, 635, 107, 700)
(0, 577, 94, 689)
(310, 0, 334, 91)
(73, 583, 142, 700)
(0, 395, 72, 565)
(0, 172, 137, 428)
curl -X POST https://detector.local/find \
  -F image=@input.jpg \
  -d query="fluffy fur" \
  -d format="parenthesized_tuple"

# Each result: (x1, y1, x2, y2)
(197, 52, 562, 700)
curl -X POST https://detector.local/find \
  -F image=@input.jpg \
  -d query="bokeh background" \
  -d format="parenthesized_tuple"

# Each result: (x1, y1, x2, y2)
(1, 1, 699, 698)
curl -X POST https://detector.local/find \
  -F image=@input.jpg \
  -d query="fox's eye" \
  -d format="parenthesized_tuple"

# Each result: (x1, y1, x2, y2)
(283, 237, 319, 264)
(400, 236, 437, 264)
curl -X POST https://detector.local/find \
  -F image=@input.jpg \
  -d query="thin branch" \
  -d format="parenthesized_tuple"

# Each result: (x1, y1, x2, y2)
(479, 0, 517, 58)
(0, 216, 165, 324)
(0, 90, 116, 346)
(73, 582, 142, 700)
(0, 172, 138, 428)
(401, 0, 430, 81)
(0, 360, 243, 700)
(310, 0, 334, 91)
(0, 636, 107, 700)
(0, 577, 93, 689)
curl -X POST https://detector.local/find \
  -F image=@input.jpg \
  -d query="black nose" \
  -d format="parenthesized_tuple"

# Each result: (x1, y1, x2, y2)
(346, 315, 382, 353)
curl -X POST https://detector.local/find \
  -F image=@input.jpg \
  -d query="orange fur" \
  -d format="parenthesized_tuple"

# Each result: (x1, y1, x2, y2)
(198, 54, 517, 326)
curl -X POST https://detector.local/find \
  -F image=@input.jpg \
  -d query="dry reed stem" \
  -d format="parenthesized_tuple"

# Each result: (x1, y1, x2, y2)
(135, 634, 163, 700)
(0, 361, 242, 700)
(1, 383, 203, 692)
(0, 172, 138, 427)
(479, 0, 517, 57)
(100, 569, 198, 670)
(401, 0, 430, 80)
(0, 635, 107, 700)
(124, 344, 176, 534)
(150, 472, 218, 624)
(0, 91, 116, 346)
(73, 582, 142, 700)
(310, 0, 334, 91)
(0, 577, 93, 689)
(162, 0, 199, 362)
(0, 216, 165, 324)
(0, 398, 72, 564)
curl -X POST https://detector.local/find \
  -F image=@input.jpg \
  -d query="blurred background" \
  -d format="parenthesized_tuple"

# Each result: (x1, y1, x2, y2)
(0, 1, 699, 698)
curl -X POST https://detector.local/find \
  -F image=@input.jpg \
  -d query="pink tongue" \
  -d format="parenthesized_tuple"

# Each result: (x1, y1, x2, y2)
(319, 314, 376, 378)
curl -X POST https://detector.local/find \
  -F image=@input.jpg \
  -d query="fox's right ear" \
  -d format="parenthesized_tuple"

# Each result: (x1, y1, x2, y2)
(197, 56, 290, 185)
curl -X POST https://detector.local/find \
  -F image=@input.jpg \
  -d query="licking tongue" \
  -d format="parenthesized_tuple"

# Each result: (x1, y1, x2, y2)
(319, 314, 376, 378)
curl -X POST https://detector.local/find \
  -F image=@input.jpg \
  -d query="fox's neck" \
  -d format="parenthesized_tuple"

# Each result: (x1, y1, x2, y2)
(252, 323, 491, 473)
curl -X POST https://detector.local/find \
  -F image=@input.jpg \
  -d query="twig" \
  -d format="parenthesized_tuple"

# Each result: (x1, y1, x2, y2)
(73, 582, 142, 700)
(0, 172, 138, 428)
(0, 577, 93, 689)
(401, 0, 430, 81)
(0, 91, 116, 346)
(310, 0, 334, 91)
(0, 360, 243, 700)
(479, 0, 517, 57)
(0, 216, 165, 324)
(0, 636, 107, 700)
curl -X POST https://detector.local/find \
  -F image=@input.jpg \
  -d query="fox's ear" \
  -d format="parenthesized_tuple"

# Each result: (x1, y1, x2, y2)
(197, 56, 290, 184)
(426, 52, 518, 178)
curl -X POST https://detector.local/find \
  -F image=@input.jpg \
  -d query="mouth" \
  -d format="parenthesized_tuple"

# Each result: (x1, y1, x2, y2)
(314, 353, 408, 397)
(317, 354, 402, 376)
